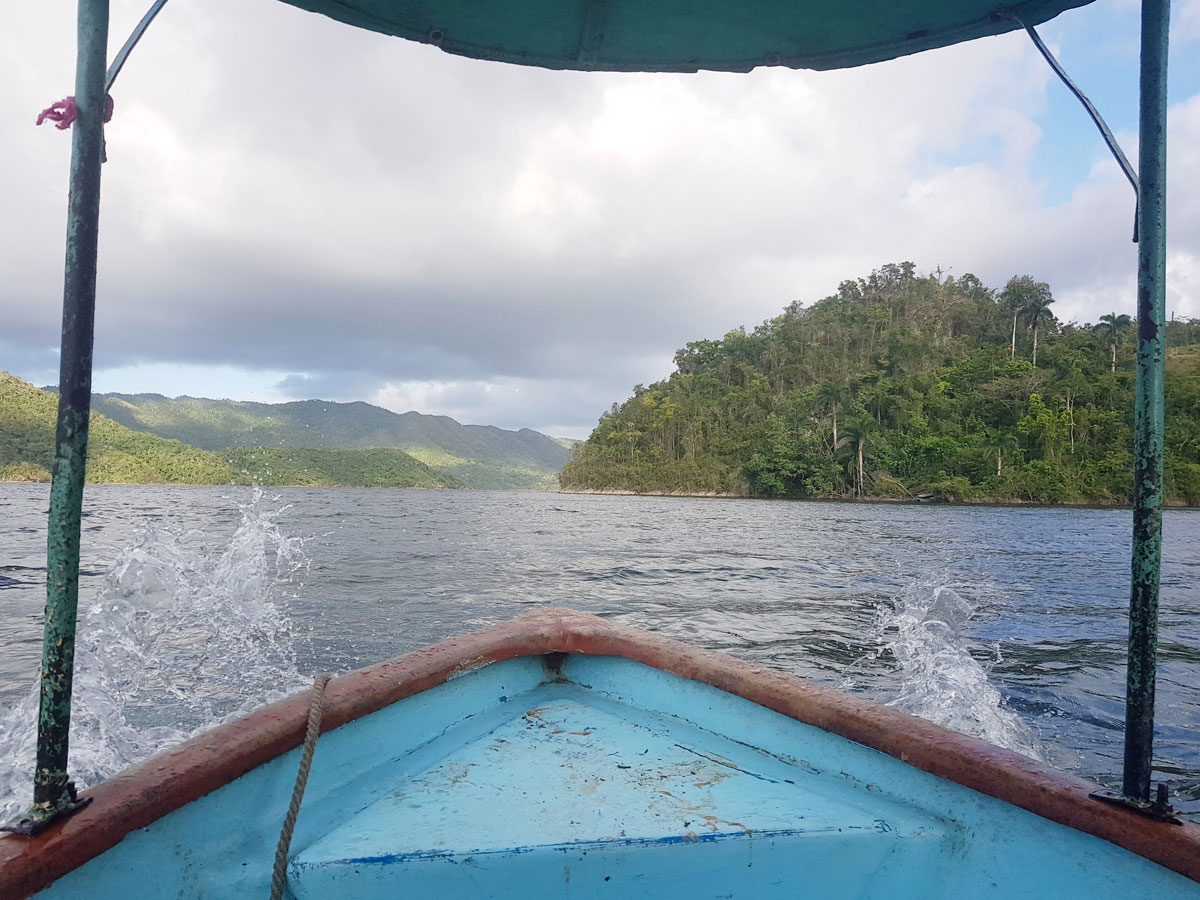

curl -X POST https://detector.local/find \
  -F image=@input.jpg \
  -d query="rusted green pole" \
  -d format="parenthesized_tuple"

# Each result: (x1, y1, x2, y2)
(1124, 0, 1170, 803)
(30, 0, 110, 831)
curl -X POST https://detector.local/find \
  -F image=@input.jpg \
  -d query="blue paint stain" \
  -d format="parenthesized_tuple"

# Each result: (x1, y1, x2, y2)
(325, 828, 826, 868)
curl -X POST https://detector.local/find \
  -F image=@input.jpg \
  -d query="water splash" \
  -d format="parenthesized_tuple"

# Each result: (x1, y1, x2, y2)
(0, 487, 310, 821)
(870, 583, 1045, 762)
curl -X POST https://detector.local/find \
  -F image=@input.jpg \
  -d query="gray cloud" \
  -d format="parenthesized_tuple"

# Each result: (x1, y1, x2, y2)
(4, 1, 1198, 439)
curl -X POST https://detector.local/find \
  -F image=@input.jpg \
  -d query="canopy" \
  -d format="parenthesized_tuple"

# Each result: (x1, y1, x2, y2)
(277, 0, 1095, 72)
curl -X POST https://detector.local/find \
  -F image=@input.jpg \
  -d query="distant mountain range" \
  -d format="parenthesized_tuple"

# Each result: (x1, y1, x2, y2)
(88, 393, 572, 489)
(1, 372, 573, 490)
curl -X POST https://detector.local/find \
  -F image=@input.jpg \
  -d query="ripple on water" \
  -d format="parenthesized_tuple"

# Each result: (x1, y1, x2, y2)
(0, 487, 1196, 820)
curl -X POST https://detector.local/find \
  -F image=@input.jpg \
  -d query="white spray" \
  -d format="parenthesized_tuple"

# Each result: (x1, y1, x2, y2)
(871, 583, 1045, 762)
(0, 487, 310, 821)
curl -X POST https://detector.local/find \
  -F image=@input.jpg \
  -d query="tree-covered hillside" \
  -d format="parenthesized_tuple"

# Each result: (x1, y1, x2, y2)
(1, 371, 240, 484)
(89, 394, 568, 490)
(0, 373, 456, 489)
(224, 447, 460, 488)
(561, 263, 1200, 504)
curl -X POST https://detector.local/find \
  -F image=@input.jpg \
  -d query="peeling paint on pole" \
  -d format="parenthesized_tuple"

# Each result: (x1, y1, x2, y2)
(1124, 0, 1170, 803)
(26, 0, 110, 830)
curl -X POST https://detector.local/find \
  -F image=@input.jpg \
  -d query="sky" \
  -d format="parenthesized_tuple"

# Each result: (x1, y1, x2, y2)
(2, 1, 1198, 439)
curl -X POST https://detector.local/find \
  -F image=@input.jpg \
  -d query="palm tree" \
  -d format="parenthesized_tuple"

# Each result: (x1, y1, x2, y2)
(836, 416, 877, 498)
(980, 428, 1019, 477)
(1000, 275, 1053, 362)
(816, 381, 850, 448)
(1094, 312, 1133, 373)
(1004, 295, 1021, 361)
(1022, 292, 1055, 366)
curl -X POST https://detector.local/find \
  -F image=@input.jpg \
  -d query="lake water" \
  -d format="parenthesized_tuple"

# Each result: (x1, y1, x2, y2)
(1, 483, 1198, 821)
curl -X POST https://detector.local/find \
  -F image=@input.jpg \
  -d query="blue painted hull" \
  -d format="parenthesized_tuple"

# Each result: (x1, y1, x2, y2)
(4, 612, 1199, 898)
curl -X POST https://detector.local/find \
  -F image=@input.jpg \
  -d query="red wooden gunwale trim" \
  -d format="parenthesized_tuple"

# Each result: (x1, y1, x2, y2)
(2, 607, 1199, 897)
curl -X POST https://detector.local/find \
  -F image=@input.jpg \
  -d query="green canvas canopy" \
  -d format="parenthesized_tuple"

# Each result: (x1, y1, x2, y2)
(276, 0, 1096, 72)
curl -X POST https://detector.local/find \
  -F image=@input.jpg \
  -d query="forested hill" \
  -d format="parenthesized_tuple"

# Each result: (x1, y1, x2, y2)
(561, 262, 1200, 505)
(87, 394, 570, 490)
(0, 372, 458, 489)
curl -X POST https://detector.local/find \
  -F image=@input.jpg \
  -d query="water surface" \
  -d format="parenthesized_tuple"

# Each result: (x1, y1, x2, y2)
(1, 484, 1197, 820)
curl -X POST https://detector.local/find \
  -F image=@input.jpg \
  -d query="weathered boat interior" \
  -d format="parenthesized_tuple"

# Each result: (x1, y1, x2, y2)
(5, 610, 1198, 898)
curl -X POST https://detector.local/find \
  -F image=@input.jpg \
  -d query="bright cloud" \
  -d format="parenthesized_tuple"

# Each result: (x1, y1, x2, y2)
(2, 0, 1197, 436)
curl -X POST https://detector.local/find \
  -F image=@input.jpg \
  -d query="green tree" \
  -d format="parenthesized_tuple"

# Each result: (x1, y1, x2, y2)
(1095, 312, 1133, 373)
(837, 416, 877, 498)
(980, 427, 1020, 477)
(1018, 393, 1068, 460)
(816, 381, 850, 449)
(1022, 290, 1055, 366)
(1001, 276, 1053, 363)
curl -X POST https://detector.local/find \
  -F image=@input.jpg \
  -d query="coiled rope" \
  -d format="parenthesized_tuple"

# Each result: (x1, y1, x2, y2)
(270, 674, 332, 900)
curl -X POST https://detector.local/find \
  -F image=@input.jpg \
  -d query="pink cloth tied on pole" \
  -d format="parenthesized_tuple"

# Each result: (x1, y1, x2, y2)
(36, 95, 115, 130)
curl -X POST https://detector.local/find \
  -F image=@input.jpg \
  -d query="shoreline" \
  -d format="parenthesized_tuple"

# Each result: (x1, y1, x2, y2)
(3, 479, 1194, 509)
(557, 486, 1197, 510)
(556, 487, 744, 498)
(0, 479, 472, 491)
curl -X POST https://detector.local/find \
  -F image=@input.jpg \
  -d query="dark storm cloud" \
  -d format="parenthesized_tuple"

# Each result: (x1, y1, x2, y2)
(80, 232, 706, 383)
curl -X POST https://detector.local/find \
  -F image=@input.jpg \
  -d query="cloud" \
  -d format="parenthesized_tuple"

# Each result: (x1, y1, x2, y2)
(0, 341, 60, 388)
(1178, 0, 1200, 45)
(370, 375, 633, 439)
(4, 0, 1198, 436)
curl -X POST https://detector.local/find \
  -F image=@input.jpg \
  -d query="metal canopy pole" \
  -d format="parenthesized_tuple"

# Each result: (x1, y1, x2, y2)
(105, 0, 169, 93)
(1124, 0, 1170, 803)
(6, 0, 111, 835)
